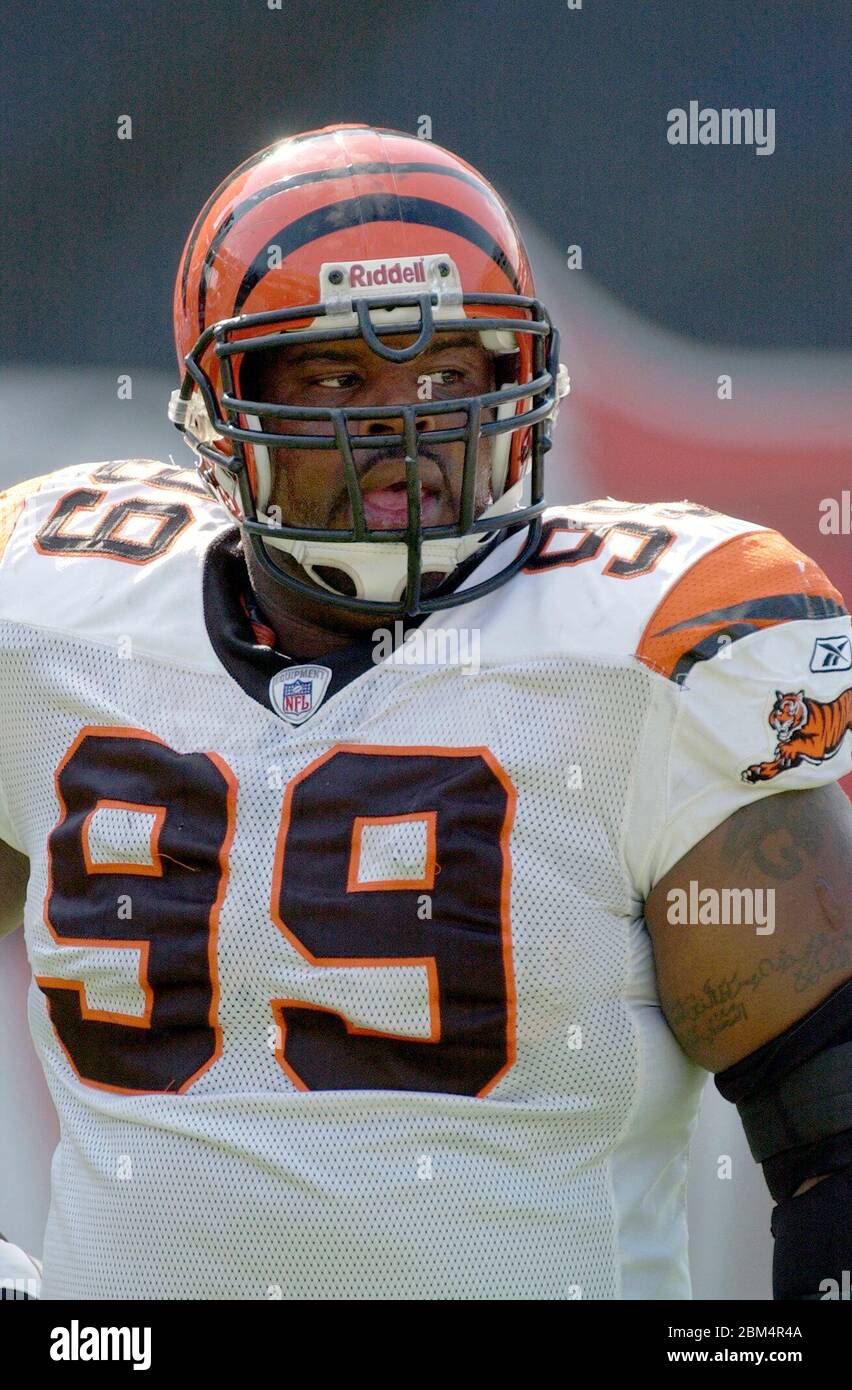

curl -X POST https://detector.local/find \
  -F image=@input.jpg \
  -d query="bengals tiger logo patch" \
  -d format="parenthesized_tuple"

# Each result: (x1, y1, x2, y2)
(741, 686, 852, 783)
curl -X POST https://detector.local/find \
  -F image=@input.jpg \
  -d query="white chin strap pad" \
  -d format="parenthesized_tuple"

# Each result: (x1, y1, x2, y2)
(258, 480, 526, 602)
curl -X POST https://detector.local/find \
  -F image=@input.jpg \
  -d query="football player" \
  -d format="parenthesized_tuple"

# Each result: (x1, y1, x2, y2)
(0, 124, 849, 1300)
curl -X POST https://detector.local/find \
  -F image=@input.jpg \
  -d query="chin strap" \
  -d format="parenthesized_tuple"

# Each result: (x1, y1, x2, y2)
(256, 479, 527, 602)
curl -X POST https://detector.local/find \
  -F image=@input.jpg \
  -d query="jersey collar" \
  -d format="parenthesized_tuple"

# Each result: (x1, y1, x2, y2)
(201, 526, 384, 720)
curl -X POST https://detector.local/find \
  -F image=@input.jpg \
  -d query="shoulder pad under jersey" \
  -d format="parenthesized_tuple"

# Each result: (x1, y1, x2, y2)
(0, 459, 232, 670)
(462, 498, 846, 679)
(458, 498, 851, 894)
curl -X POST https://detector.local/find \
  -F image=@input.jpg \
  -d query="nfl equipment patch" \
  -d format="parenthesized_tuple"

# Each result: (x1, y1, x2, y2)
(269, 664, 332, 725)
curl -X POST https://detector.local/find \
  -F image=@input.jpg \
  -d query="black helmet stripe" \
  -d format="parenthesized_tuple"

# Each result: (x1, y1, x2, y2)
(180, 132, 430, 315)
(180, 142, 280, 316)
(220, 195, 522, 326)
(197, 165, 514, 331)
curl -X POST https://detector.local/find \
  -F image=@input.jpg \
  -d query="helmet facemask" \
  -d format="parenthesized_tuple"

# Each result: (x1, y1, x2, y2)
(170, 253, 568, 618)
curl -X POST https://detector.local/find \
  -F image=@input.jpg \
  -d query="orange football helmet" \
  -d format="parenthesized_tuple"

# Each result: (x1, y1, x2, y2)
(169, 123, 568, 616)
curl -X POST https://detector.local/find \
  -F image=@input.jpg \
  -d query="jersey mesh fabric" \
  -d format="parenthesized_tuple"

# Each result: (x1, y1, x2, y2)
(0, 618, 704, 1300)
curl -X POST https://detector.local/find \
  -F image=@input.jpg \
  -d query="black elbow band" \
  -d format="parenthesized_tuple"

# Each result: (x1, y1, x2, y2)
(771, 1165, 852, 1300)
(715, 978, 852, 1200)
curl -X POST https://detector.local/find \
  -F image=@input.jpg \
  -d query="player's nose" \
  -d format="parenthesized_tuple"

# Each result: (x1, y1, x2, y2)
(353, 384, 459, 441)
(359, 413, 429, 438)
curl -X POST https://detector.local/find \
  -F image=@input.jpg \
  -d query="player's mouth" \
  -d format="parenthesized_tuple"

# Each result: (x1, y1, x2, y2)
(357, 459, 447, 529)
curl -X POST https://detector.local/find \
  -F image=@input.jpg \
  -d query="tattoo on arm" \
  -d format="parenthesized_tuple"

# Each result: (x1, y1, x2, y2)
(666, 926, 852, 1056)
(721, 786, 844, 881)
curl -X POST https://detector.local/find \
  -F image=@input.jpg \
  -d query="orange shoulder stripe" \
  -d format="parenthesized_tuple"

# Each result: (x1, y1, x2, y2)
(636, 529, 847, 682)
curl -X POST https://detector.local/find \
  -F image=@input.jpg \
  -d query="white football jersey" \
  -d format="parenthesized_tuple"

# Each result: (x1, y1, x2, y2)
(0, 460, 849, 1300)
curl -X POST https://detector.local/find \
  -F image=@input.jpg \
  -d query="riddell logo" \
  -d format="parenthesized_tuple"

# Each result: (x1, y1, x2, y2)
(349, 259, 427, 287)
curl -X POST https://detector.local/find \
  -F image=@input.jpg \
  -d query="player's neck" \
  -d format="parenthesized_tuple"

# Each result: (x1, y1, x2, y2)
(256, 598, 366, 662)
(240, 534, 383, 661)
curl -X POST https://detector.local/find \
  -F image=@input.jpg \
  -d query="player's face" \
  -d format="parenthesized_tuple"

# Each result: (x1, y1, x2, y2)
(240, 330, 497, 532)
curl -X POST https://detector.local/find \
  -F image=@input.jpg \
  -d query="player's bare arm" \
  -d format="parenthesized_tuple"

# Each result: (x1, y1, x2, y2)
(644, 782, 852, 1074)
(645, 781, 852, 1296)
(0, 838, 28, 940)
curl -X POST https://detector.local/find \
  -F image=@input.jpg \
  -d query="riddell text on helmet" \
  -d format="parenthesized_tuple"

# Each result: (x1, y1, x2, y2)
(347, 259, 427, 287)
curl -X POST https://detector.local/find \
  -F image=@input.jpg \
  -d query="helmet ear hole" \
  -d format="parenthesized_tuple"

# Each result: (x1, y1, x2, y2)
(492, 351, 519, 388)
(237, 350, 265, 404)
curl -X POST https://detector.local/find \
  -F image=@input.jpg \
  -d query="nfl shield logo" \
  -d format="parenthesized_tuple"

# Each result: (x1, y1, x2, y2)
(269, 664, 333, 726)
(282, 677, 312, 716)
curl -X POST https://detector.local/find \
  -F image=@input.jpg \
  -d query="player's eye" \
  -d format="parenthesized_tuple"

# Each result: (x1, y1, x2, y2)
(313, 372, 361, 389)
(428, 368, 465, 387)
(307, 366, 470, 392)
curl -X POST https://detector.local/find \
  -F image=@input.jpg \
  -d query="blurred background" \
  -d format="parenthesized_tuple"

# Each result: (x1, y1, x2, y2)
(1, 0, 849, 1300)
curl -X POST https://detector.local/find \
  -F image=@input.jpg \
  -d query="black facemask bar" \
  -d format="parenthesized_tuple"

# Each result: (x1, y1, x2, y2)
(171, 290, 562, 617)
